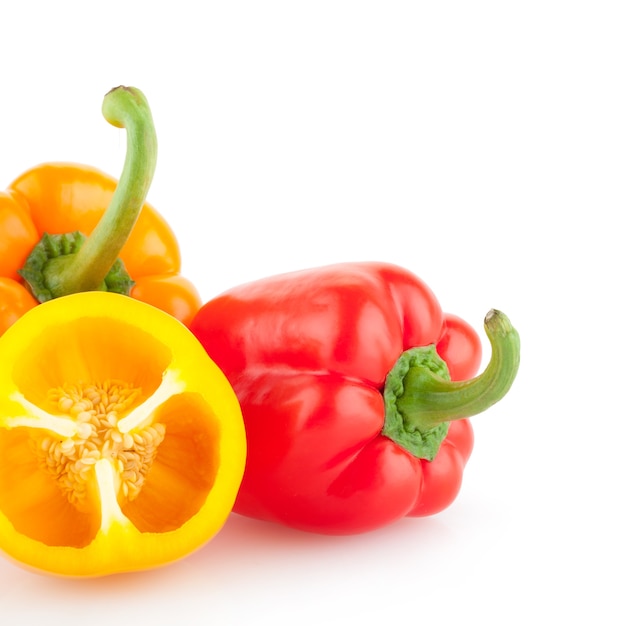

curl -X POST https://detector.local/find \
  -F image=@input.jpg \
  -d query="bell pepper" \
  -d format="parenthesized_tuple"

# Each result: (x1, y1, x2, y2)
(0, 86, 201, 338)
(189, 262, 520, 535)
(0, 291, 246, 577)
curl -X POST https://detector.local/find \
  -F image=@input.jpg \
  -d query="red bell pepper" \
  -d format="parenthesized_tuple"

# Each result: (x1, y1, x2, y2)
(190, 262, 520, 534)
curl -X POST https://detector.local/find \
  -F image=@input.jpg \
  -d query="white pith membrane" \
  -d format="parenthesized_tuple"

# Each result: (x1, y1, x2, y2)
(7, 368, 186, 531)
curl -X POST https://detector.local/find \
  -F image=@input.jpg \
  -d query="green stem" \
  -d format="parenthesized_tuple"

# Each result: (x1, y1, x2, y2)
(382, 309, 520, 460)
(29, 86, 157, 299)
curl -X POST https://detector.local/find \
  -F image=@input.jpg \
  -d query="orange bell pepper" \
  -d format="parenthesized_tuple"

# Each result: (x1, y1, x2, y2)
(0, 86, 201, 337)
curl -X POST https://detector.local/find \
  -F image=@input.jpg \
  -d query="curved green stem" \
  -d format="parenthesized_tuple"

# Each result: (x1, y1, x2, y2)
(28, 86, 157, 299)
(382, 309, 520, 460)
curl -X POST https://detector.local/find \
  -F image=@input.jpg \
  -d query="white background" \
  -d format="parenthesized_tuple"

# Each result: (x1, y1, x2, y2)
(1, 1, 624, 624)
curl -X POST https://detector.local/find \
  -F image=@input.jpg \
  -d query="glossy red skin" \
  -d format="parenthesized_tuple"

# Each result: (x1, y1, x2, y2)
(190, 262, 482, 534)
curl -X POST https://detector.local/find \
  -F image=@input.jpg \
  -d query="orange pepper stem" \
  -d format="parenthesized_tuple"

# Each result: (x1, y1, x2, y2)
(382, 309, 520, 461)
(20, 86, 157, 301)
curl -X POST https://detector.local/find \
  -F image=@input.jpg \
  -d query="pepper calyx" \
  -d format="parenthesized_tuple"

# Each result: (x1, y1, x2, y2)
(18, 232, 134, 303)
(382, 345, 451, 461)
(382, 309, 520, 461)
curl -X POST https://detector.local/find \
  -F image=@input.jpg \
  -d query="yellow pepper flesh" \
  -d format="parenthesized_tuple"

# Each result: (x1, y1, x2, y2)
(0, 292, 246, 577)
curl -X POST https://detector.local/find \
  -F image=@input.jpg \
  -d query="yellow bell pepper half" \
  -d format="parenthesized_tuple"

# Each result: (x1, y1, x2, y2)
(0, 292, 246, 577)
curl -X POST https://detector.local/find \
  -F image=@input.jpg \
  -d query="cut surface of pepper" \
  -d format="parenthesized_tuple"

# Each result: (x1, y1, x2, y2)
(0, 292, 246, 576)
(190, 262, 520, 535)
(0, 86, 201, 338)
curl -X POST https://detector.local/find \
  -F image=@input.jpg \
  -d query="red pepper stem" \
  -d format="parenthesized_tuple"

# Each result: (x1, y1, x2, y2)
(44, 86, 157, 297)
(382, 309, 520, 461)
